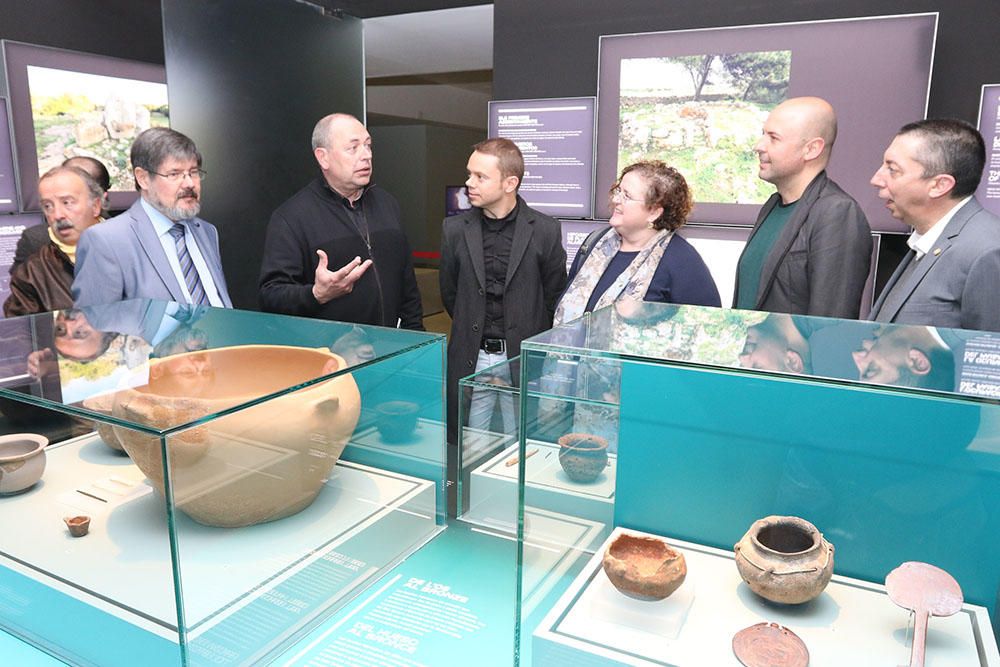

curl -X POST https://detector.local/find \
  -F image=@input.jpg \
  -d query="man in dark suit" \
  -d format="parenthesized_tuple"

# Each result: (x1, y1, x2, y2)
(439, 138, 567, 446)
(869, 119, 1000, 331)
(73, 128, 232, 308)
(733, 97, 872, 318)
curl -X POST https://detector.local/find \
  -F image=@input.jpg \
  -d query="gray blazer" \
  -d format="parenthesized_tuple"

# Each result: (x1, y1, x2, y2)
(72, 199, 232, 308)
(734, 171, 872, 319)
(870, 197, 1000, 332)
(439, 197, 567, 442)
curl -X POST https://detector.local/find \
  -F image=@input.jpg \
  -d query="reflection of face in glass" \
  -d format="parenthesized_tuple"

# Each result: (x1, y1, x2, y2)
(330, 327, 376, 367)
(852, 325, 953, 389)
(738, 314, 809, 373)
(53, 309, 115, 361)
(151, 351, 215, 397)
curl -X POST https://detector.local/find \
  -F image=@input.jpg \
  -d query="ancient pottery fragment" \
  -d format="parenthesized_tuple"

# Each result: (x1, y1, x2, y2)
(732, 622, 809, 667)
(375, 400, 420, 443)
(886, 561, 963, 667)
(557, 432, 608, 483)
(111, 345, 361, 528)
(602, 532, 687, 600)
(0, 433, 48, 495)
(734, 515, 834, 604)
(64, 515, 91, 537)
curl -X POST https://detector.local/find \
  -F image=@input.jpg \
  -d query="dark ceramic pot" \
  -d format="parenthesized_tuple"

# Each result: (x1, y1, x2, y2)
(557, 433, 608, 483)
(376, 400, 420, 443)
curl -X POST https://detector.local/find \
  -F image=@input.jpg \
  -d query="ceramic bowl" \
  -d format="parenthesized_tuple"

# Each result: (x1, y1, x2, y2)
(375, 400, 420, 443)
(0, 433, 48, 494)
(111, 345, 361, 528)
(602, 532, 687, 600)
(557, 432, 608, 483)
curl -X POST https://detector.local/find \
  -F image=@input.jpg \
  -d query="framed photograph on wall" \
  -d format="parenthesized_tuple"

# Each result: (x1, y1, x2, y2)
(3, 40, 168, 212)
(597, 14, 937, 232)
(0, 99, 17, 213)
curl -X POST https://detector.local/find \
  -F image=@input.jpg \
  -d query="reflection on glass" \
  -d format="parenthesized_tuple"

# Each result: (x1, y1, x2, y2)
(853, 324, 955, 390)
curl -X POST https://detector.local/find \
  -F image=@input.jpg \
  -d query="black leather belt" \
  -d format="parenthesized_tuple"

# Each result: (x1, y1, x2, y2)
(481, 338, 506, 354)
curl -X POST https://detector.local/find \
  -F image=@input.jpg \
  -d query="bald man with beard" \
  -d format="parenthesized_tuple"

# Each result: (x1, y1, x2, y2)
(733, 96, 872, 318)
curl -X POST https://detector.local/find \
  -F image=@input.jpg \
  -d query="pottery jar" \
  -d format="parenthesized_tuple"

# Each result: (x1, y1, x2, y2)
(0, 433, 48, 494)
(602, 532, 687, 600)
(557, 432, 609, 483)
(734, 515, 834, 604)
(112, 345, 361, 528)
(375, 400, 420, 443)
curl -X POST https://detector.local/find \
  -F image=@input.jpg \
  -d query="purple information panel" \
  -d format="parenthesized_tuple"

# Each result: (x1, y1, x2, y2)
(0, 101, 17, 214)
(976, 84, 1000, 218)
(489, 97, 596, 219)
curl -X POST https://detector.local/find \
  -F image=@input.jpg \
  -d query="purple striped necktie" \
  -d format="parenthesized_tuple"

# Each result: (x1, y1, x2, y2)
(168, 223, 208, 306)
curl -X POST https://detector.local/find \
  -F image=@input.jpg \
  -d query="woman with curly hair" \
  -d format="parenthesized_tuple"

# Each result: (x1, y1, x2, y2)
(554, 160, 720, 325)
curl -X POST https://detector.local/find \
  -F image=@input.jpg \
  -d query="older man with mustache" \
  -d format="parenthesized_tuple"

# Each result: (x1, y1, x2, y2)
(4, 166, 104, 317)
(73, 127, 232, 308)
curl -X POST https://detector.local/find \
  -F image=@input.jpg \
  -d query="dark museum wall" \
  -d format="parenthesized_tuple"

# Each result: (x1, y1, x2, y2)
(493, 0, 996, 123)
(0, 0, 164, 65)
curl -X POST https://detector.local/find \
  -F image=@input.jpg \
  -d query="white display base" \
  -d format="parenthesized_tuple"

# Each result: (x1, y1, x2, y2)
(533, 527, 1000, 667)
(465, 440, 615, 534)
(518, 507, 606, 616)
(0, 433, 437, 640)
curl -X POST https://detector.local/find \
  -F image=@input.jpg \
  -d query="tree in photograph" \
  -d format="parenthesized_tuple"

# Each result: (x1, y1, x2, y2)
(720, 52, 791, 106)
(676, 54, 716, 100)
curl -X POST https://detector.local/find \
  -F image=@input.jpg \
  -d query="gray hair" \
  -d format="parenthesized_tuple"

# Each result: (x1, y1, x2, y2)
(311, 113, 361, 150)
(130, 128, 202, 190)
(38, 165, 103, 204)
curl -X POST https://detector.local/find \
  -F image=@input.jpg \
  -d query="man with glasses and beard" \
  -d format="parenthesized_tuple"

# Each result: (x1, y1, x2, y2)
(73, 128, 232, 308)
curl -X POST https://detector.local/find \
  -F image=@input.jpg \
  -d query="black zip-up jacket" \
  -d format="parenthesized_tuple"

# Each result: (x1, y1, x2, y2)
(259, 178, 423, 329)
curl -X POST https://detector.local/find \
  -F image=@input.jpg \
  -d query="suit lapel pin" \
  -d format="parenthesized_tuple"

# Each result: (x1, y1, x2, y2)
(933, 248, 942, 256)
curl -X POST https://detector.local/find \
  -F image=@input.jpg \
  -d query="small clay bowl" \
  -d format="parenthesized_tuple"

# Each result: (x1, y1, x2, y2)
(557, 433, 608, 483)
(375, 400, 420, 443)
(0, 433, 48, 495)
(64, 515, 91, 537)
(602, 533, 687, 600)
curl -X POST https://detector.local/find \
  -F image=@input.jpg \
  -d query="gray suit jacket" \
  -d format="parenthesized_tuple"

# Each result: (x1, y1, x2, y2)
(439, 197, 567, 442)
(870, 198, 1000, 332)
(72, 199, 232, 308)
(734, 171, 872, 318)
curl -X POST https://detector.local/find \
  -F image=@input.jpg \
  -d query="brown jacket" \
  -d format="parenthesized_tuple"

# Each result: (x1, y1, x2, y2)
(3, 242, 74, 317)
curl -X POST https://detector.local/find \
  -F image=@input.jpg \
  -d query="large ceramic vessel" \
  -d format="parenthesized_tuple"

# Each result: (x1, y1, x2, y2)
(112, 345, 361, 528)
(0, 433, 48, 495)
(734, 515, 834, 604)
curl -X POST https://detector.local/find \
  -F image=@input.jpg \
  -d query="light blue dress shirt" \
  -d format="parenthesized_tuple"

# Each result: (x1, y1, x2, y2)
(140, 198, 225, 307)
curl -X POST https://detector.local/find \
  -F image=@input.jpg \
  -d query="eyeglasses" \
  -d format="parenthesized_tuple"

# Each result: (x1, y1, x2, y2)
(148, 168, 207, 182)
(610, 186, 643, 204)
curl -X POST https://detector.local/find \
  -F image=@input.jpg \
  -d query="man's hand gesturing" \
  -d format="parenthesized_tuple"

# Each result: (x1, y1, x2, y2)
(311, 250, 373, 304)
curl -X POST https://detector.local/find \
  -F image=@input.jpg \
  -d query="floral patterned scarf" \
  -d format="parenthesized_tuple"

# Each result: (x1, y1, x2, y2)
(554, 228, 673, 325)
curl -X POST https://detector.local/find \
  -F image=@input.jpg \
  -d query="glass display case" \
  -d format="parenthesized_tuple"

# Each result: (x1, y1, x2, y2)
(508, 302, 1000, 666)
(0, 300, 446, 667)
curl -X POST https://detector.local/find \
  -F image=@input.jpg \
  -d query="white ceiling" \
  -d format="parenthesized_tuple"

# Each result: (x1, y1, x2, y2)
(363, 4, 493, 78)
